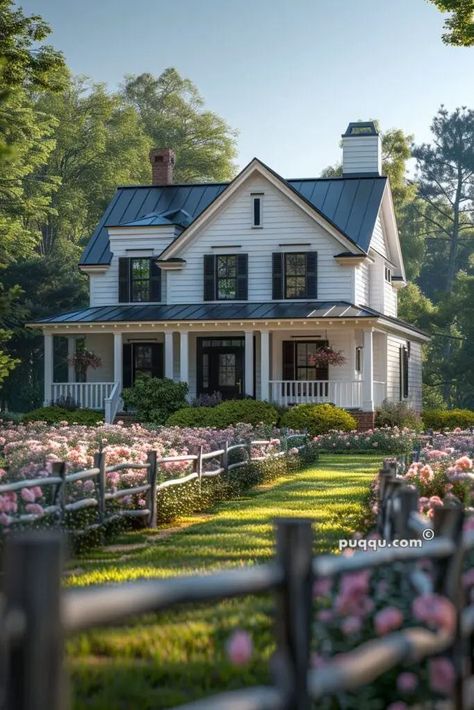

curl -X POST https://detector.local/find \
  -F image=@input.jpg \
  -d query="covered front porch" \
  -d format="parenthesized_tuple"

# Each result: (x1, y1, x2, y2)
(41, 323, 387, 423)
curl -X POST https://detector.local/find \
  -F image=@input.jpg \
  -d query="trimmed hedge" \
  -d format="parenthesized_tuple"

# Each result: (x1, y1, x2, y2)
(166, 399, 278, 428)
(422, 408, 474, 430)
(22, 406, 103, 425)
(280, 403, 357, 436)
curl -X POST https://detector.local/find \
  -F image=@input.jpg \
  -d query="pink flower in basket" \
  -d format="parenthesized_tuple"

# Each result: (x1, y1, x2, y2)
(307, 346, 346, 367)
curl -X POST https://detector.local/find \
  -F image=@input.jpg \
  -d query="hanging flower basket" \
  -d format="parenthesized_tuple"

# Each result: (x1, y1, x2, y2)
(68, 350, 102, 379)
(307, 346, 346, 367)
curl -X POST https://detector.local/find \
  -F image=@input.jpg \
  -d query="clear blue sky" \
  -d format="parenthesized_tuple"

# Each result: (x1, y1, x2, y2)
(23, 0, 474, 178)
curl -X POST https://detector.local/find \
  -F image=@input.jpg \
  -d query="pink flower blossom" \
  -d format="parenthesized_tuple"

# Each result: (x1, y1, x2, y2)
(21, 487, 36, 503)
(313, 578, 332, 598)
(341, 615, 362, 635)
(374, 607, 403, 635)
(412, 594, 456, 634)
(25, 503, 44, 516)
(397, 672, 418, 693)
(226, 630, 252, 665)
(454, 455, 472, 471)
(429, 657, 455, 695)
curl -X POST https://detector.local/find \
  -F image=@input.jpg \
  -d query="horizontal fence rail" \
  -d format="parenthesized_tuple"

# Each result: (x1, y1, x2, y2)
(1, 457, 473, 710)
(0, 434, 309, 533)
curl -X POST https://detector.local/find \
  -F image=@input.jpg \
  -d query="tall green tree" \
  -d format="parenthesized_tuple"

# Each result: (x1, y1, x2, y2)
(122, 68, 238, 182)
(0, 0, 65, 387)
(428, 0, 474, 46)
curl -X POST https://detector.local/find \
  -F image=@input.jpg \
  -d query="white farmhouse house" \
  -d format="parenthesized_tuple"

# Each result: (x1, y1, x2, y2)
(32, 122, 428, 428)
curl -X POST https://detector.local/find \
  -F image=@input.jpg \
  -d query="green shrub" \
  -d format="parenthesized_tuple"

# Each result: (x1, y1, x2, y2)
(422, 408, 474, 430)
(166, 399, 278, 428)
(122, 377, 188, 424)
(166, 406, 211, 427)
(22, 406, 103, 425)
(280, 403, 356, 436)
(375, 400, 423, 431)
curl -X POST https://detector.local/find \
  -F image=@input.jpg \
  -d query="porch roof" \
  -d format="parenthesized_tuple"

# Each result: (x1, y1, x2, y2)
(31, 301, 429, 338)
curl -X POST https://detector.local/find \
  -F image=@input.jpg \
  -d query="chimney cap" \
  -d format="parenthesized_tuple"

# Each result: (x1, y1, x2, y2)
(342, 121, 379, 138)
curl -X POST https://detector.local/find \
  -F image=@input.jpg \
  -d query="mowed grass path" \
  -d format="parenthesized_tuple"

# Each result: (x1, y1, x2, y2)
(69, 454, 379, 709)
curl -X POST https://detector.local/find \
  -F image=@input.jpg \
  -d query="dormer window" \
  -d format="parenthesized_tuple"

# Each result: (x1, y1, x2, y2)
(251, 193, 263, 228)
(118, 257, 161, 303)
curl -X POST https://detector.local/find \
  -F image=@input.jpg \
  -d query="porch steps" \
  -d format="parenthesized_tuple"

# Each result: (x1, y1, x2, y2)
(113, 412, 139, 426)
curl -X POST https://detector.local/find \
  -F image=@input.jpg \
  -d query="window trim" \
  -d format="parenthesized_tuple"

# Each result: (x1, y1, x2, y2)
(385, 265, 392, 283)
(251, 193, 263, 228)
(129, 257, 152, 303)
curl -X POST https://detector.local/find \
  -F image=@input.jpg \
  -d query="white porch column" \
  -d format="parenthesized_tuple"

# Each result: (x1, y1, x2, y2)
(362, 328, 374, 411)
(179, 331, 189, 385)
(113, 332, 123, 390)
(67, 336, 76, 383)
(260, 330, 270, 401)
(244, 330, 254, 397)
(43, 333, 53, 406)
(164, 331, 174, 380)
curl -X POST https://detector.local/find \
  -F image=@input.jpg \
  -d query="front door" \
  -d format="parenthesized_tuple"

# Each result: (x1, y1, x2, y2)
(197, 337, 245, 399)
(123, 342, 163, 388)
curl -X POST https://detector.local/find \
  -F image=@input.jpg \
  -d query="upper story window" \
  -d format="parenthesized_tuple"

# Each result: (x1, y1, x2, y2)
(251, 193, 263, 228)
(272, 251, 318, 300)
(203, 253, 248, 301)
(118, 256, 161, 303)
(385, 265, 392, 283)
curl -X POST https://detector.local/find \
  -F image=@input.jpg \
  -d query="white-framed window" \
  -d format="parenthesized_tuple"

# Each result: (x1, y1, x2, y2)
(385, 265, 392, 283)
(251, 193, 263, 228)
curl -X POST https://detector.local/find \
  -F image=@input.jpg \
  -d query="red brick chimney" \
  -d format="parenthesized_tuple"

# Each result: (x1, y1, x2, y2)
(149, 148, 176, 186)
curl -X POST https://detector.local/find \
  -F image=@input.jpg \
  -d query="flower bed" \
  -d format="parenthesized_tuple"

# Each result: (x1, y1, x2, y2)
(313, 427, 419, 454)
(0, 420, 316, 535)
(309, 429, 474, 708)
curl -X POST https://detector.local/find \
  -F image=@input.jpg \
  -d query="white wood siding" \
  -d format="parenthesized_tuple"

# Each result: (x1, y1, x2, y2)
(83, 334, 114, 382)
(386, 335, 422, 411)
(166, 175, 353, 304)
(354, 262, 370, 306)
(371, 215, 388, 258)
(342, 135, 382, 175)
(89, 227, 176, 306)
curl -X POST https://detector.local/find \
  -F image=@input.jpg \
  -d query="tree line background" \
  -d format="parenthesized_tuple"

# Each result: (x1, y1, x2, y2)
(0, 0, 473, 412)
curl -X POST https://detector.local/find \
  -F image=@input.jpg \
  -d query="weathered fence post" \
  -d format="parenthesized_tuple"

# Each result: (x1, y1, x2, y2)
(146, 450, 158, 528)
(432, 506, 466, 710)
(274, 518, 313, 710)
(52, 461, 66, 525)
(392, 486, 419, 539)
(93, 451, 106, 524)
(3, 531, 65, 710)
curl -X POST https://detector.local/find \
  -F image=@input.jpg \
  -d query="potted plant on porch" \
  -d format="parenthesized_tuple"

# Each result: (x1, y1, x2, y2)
(307, 345, 346, 367)
(68, 348, 102, 381)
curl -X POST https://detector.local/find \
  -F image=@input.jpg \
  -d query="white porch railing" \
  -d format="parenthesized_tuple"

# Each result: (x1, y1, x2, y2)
(269, 380, 363, 408)
(51, 383, 114, 411)
(104, 382, 123, 424)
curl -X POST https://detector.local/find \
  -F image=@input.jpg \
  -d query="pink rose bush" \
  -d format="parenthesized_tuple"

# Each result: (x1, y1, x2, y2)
(313, 427, 418, 455)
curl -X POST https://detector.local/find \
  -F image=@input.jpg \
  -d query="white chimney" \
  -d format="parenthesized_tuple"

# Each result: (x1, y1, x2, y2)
(342, 122, 382, 176)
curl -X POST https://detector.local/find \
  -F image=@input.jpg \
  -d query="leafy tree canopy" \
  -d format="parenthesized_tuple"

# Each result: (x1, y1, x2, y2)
(428, 0, 474, 46)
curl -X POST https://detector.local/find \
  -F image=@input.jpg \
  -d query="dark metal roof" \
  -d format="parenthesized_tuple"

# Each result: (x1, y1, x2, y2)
(80, 174, 386, 266)
(32, 300, 428, 337)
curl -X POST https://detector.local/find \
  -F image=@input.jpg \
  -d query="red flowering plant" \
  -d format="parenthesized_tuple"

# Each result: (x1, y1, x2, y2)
(307, 346, 346, 367)
(68, 349, 102, 380)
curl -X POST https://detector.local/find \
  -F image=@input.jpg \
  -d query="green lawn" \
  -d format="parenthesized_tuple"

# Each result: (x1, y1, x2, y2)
(68, 453, 380, 709)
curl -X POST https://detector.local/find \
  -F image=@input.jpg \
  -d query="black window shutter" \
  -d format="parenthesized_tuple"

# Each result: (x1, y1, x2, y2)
(399, 347, 403, 400)
(203, 255, 215, 301)
(272, 253, 283, 299)
(123, 344, 132, 388)
(149, 259, 162, 302)
(152, 343, 164, 379)
(118, 257, 130, 303)
(236, 254, 248, 300)
(403, 347, 409, 398)
(282, 341, 295, 380)
(306, 252, 318, 299)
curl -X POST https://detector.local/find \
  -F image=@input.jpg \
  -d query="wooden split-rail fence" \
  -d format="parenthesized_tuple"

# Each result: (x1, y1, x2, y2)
(1, 458, 474, 710)
(0, 434, 308, 533)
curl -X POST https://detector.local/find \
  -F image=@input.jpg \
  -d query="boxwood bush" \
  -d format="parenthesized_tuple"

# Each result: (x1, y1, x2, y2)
(280, 403, 357, 436)
(422, 408, 474, 430)
(122, 377, 189, 424)
(166, 399, 278, 428)
(22, 406, 103, 425)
